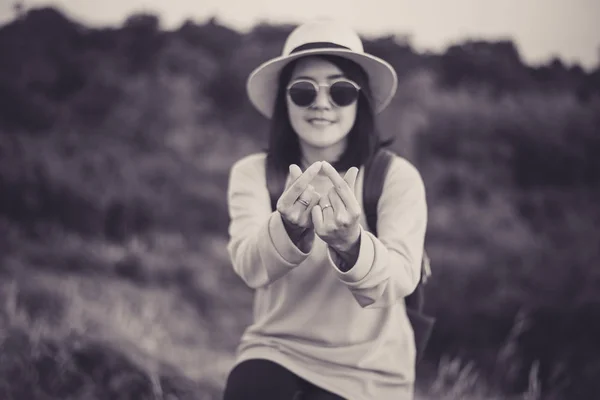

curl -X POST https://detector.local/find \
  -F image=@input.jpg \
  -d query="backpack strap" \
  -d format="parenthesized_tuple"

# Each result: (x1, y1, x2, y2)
(362, 148, 394, 237)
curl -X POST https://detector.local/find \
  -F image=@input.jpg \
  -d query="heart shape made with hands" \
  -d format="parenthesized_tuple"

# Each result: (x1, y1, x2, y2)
(280, 161, 362, 253)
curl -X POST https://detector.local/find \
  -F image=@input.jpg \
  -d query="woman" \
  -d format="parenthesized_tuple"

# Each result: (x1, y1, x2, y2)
(223, 19, 428, 400)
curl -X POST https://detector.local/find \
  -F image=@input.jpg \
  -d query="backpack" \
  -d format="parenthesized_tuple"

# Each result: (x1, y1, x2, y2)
(265, 148, 435, 363)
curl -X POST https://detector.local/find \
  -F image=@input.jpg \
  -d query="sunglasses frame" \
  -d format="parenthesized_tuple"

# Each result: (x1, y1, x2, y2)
(286, 78, 361, 108)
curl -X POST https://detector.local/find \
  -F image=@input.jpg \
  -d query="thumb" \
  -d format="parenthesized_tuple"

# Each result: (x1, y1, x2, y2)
(343, 167, 359, 192)
(285, 164, 303, 189)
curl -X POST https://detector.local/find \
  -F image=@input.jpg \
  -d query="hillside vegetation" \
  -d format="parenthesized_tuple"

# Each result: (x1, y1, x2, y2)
(1, 7, 599, 400)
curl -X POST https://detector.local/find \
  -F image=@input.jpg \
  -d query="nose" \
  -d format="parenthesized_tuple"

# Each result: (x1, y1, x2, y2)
(311, 85, 331, 110)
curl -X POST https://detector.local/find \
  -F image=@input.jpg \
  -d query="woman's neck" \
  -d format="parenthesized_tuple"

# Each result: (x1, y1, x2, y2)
(299, 140, 347, 170)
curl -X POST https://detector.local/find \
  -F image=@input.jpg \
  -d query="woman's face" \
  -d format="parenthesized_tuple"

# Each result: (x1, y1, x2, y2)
(286, 57, 358, 151)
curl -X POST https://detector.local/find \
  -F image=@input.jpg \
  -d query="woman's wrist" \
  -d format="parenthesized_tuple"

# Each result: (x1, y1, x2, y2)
(330, 234, 361, 271)
(297, 229, 315, 254)
(281, 216, 310, 249)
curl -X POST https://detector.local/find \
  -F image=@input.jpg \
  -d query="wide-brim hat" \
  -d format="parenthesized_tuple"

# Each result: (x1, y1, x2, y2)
(246, 19, 398, 119)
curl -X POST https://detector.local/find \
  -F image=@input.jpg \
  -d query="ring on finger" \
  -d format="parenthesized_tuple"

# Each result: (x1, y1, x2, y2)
(321, 204, 333, 211)
(298, 198, 310, 207)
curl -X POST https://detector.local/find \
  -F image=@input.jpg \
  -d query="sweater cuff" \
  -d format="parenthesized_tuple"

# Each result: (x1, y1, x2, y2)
(329, 228, 374, 282)
(268, 212, 310, 265)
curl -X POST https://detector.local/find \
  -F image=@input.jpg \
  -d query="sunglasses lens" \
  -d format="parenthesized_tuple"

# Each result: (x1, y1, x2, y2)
(288, 81, 317, 107)
(330, 81, 359, 106)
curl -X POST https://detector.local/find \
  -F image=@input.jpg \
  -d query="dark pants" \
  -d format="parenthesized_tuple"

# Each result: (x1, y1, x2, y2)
(222, 359, 346, 400)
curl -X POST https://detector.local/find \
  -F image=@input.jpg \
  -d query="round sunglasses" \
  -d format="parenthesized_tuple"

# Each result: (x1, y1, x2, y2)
(286, 78, 361, 108)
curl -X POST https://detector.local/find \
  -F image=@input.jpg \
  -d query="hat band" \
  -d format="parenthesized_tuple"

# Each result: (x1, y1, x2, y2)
(290, 42, 351, 54)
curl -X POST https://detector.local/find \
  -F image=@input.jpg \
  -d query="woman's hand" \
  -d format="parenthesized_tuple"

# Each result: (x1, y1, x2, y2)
(277, 161, 322, 237)
(311, 162, 361, 254)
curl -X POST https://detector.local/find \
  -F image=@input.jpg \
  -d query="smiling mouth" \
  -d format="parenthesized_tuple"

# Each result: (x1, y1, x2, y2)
(307, 118, 334, 125)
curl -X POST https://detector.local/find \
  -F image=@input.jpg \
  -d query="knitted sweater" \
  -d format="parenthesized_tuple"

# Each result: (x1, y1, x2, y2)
(226, 151, 428, 400)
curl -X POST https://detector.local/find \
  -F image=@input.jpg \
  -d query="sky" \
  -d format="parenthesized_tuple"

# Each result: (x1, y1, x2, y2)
(1, 0, 599, 70)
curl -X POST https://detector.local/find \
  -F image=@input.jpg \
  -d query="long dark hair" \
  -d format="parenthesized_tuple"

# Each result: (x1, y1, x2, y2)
(265, 54, 390, 181)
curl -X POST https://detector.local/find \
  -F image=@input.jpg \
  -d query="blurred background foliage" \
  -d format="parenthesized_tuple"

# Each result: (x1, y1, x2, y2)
(0, 7, 599, 400)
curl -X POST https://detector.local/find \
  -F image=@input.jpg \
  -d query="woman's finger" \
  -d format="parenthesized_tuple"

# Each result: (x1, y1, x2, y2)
(312, 203, 324, 233)
(321, 162, 358, 207)
(305, 186, 321, 210)
(319, 194, 335, 225)
(328, 189, 345, 218)
(284, 164, 303, 190)
(298, 185, 320, 218)
(282, 184, 318, 228)
(340, 167, 361, 216)
(278, 161, 322, 210)
(343, 167, 359, 195)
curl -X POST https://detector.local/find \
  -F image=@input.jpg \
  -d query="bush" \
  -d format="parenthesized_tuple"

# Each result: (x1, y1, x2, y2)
(0, 327, 215, 400)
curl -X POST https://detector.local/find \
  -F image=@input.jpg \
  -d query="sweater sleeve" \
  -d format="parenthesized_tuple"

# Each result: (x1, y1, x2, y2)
(327, 157, 428, 308)
(226, 154, 311, 289)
